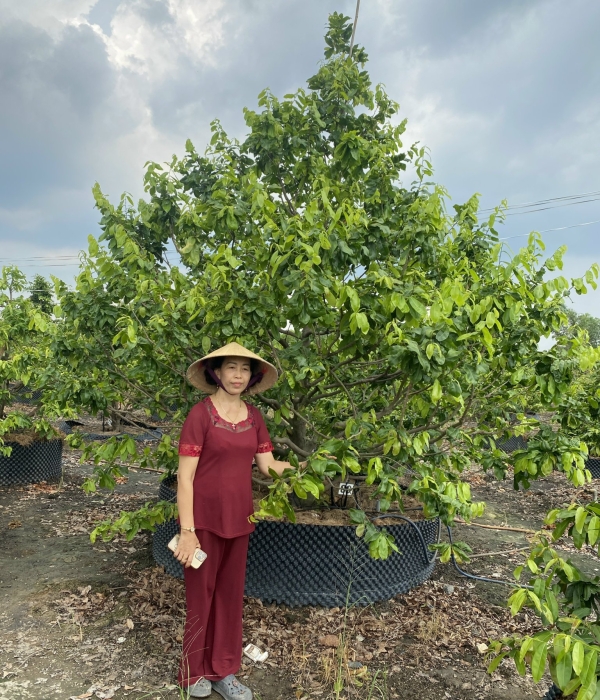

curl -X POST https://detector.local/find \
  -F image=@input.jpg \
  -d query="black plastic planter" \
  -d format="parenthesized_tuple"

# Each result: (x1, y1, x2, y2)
(11, 386, 44, 405)
(585, 457, 600, 479)
(496, 435, 528, 453)
(0, 439, 63, 487)
(152, 477, 440, 607)
(58, 419, 162, 442)
(542, 684, 562, 699)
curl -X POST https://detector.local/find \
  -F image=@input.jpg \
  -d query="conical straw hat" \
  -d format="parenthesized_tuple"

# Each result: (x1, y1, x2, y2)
(186, 342, 278, 396)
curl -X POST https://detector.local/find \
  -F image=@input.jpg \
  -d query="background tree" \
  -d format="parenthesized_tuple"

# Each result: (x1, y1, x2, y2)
(0, 266, 59, 452)
(29, 274, 54, 315)
(52, 14, 600, 558)
(557, 308, 600, 348)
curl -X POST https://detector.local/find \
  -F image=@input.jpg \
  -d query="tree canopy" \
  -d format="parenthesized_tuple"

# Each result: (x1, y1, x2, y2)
(29, 274, 54, 315)
(559, 308, 600, 348)
(48, 13, 600, 558)
(0, 266, 59, 451)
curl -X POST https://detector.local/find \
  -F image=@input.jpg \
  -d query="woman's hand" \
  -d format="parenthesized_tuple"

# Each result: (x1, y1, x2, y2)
(174, 530, 201, 568)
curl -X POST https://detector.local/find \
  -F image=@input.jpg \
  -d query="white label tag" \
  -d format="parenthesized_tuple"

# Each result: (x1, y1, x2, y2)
(338, 482, 354, 496)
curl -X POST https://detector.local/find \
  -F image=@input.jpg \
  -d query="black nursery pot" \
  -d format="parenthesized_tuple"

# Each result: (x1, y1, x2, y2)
(0, 438, 63, 487)
(586, 456, 600, 479)
(153, 476, 440, 607)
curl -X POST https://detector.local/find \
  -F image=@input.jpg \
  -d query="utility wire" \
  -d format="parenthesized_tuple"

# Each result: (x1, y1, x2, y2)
(503, 196, 600, 216)
(499, 219, 600, 241)
(0, 255, 79, 262)
(479, 189, 600, 214)
(0, 246, 180, 264)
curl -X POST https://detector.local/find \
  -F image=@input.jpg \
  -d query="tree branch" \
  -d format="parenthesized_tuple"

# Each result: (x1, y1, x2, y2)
(272, 436, 311, 457)
(277, 175, 298, 217)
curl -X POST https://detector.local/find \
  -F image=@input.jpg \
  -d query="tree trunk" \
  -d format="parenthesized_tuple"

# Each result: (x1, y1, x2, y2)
(109, 402, 122, 431)
(289, 414, 306, 452)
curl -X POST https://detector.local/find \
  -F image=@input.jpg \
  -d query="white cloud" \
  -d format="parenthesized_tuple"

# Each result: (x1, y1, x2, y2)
(107, 0, 228, 78)
(0, 0, 598, 298)
(0, 0, 96, 34)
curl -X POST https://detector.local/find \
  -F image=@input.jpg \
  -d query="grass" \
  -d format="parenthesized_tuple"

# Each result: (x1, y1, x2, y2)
(290, 540, 394, 700)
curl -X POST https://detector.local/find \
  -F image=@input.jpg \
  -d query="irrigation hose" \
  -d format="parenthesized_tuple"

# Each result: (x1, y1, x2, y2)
(446, 525, 532, 589)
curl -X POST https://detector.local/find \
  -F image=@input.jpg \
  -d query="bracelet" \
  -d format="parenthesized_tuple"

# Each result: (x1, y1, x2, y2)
(181, 526, 196, 533)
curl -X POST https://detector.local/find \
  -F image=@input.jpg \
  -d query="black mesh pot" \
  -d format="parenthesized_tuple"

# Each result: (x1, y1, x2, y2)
(152, 476, 440, 607)
(0, 439, 63, 486)
(11, 386, 44, 405)
(496, 435, 528, 453)
(244, 516, 439, 607)
(586, 457, 600, 479)
(58, 419, 162, 442)
(153, 476, 182, 577)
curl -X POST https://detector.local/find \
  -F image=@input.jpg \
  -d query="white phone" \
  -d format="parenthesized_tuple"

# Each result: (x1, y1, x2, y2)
(244, 643, 269, 663)
(167, 534, 207, 569)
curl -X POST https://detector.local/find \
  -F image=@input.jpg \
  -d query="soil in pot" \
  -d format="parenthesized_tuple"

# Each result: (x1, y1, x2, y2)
(251, 473, 427, 525)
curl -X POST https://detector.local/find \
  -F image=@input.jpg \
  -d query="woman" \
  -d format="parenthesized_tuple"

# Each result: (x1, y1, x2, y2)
(174, 341, 291, 700)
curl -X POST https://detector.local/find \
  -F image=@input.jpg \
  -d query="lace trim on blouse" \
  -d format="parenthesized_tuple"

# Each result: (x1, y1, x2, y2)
(204, 396, 256, 433)
(256, 441, 274, 454)
(179, 443, 203, 457)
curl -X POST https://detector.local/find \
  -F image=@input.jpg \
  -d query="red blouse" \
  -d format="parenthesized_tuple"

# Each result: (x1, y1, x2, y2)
(178, 397, 273, 538)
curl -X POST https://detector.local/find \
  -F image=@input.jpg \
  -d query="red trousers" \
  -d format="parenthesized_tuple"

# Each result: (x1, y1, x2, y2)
(178, 530, 250, 685)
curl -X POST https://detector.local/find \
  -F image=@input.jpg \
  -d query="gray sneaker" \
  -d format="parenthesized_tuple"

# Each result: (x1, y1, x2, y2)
(212, 674, 252, 700)
(184, 677, 212, 698)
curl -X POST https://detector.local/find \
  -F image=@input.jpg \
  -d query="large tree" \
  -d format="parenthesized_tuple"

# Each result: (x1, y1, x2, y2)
(53, 13, 599, 557)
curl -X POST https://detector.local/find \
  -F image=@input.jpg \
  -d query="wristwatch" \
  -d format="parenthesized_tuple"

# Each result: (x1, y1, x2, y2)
(181, 526, 196, 532)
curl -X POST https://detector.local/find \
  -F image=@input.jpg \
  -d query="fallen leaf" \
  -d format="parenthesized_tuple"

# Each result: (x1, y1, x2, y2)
(318, 634, 339, 648)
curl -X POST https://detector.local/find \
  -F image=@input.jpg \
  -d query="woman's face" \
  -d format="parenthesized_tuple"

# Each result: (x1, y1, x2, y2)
(214, 356, 252, 395)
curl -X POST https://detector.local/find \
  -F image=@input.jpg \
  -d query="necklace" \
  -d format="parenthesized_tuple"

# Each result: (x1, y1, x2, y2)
(213, 397, 245, 425)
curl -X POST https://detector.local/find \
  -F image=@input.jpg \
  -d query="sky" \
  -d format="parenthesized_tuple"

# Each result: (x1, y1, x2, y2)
(0, 0, 599, 315)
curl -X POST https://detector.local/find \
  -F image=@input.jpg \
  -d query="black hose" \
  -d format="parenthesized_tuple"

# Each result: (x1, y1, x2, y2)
(375, 514, 437, 567)
(446, 525, 532, 589)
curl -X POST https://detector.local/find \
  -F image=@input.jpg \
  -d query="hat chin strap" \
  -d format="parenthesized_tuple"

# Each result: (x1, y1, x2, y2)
(245, 373, 264, 391)
(204, 366, 232, 394)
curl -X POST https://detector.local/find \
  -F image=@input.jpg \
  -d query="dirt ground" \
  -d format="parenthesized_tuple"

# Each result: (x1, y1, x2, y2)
(1, 449, 598, 700)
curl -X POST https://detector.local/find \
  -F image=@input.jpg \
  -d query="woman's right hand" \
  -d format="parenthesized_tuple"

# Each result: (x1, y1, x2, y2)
(174, 530, 201, 568)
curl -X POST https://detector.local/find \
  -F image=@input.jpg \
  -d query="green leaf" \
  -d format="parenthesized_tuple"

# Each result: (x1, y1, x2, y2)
(531, 640, 548, 683)
(431, 379, 442, 404)
(580, 650, 598, 687)
(578, 679, 598, 700)
(556, 652, 573, 691)
(588, 515, 600, 546)
(408, 296, 426, 317)
(571, 640, 586, 677)
(293, 482, 307, 499)
(546, 589, 559, 624)
(575, 506, 588, 534)
(553, 518, 572, 541)
(487, 653, 507, 674)
(88, 235, 99, 256)
(509, 588, 527, 616)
